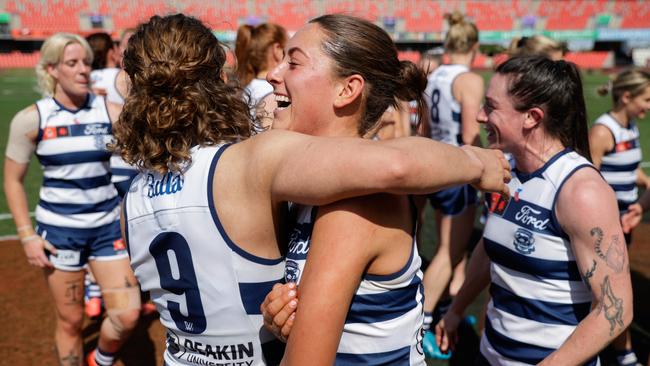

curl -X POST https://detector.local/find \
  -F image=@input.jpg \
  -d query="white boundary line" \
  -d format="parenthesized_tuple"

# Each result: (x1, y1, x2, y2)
(0, 234, 18, 243)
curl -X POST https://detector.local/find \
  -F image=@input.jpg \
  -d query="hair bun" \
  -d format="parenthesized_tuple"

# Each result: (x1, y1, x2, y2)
(397, 60, 427, 102)
(445, 11, 465, 26)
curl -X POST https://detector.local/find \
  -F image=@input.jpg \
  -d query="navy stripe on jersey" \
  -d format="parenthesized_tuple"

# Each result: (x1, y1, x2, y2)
(514, 148, 571, 183)
(610, 182, 636, 192)
(452, 111, 461, 122)
(39, 196, 120, 215)
(239, 279, 283, 315)
(43, 175, 111, 190)
(37, 150, 111, 166)
(484, 320, 598, 366)
(600, 162, 640, 172)
(37, 220, 120, 239)
(207, 143, 284, 266)
(484, 238, 582, 281)
(336, 345, 410, 366)
(490, 282, 591, 325)
(500, 198, 559, 236)
(345, 276, 420, 324)
(112, 168, 139, 177)
(484, 319, 553, 364)
(123, 189, 131, 257)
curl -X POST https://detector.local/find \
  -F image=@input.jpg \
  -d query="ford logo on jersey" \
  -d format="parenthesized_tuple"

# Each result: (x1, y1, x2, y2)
(84, 123, 110, 136)
(514, 205, 549, 231)
(514, 228, 536, 255)
(285, 260, 301, 283)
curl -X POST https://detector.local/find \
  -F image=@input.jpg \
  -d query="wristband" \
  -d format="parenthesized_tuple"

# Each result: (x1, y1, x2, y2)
(20, 234, 41, 245)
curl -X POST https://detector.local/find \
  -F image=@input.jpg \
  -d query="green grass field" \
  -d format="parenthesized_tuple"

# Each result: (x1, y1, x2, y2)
(1, 68, 649, 236)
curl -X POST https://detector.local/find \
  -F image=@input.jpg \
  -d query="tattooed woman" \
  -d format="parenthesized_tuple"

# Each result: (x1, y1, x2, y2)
(434, 56, 633, 365)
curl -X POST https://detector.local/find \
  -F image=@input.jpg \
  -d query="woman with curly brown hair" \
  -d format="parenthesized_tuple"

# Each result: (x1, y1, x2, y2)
(115, 14, 510, 366)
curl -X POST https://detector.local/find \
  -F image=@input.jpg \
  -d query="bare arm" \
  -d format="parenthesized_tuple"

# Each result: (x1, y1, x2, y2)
(435, 239, 491, 352)
(454, 72, 484, 147)
(588, 124, 614, 169)
(242, 129, 510, 207)
(539, 168, 633, 365)
(282, 196, 391, 365)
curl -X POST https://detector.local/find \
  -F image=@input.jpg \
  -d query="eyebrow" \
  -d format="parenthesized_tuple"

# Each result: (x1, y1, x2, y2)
(287, 47, 308, 59)
(485, 96, 497, 106)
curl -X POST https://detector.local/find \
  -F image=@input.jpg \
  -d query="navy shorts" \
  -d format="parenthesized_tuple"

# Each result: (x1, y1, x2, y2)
(37, 220, 126, 271)
(429, 184, 479, 216)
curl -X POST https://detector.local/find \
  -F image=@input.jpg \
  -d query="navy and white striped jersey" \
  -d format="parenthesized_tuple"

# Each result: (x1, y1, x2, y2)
(34, 94, 120, 232)
(594, 113, 642, 212)
(125, 145, 285, 366)
(481, 149, 599, 366)
(424, 64, 469, 146)
(285, 204, 426, 366)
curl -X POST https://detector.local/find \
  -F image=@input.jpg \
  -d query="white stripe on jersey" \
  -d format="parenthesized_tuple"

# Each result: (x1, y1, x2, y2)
(491, 262, 592, 304)
(36, 204, 120, 228)
(40, 185, 117, 204)
(42, 162, 110, 180)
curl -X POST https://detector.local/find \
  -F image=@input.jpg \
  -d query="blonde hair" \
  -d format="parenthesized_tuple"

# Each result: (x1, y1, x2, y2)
(444, 12, 479, 54)
(598, 69, 650, 105)
(36, 33, 93, 97)
(508, 35, 564, 59)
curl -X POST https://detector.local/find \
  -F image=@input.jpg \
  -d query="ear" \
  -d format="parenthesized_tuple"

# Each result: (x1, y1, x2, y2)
(46, 63, 59, 80)
(523, 107, 544, 130)
(333, 74, 364, 109)
(620, 90, 632, 105)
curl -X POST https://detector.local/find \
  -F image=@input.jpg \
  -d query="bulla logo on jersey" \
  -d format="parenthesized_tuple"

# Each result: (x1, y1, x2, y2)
(514, 205, 549, 231)
(147, 172, 184, 198)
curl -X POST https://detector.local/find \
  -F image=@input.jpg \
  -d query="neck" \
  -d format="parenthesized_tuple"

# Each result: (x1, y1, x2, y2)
(54, 89, 87, 110)
(448, 52, 474, 67)
(512, 133, 565, 173)
(255, 70, 268, 79)
(609, 108, 630, 127)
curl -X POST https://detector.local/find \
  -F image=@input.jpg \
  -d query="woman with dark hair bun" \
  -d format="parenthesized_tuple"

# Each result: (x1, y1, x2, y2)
(117, 13, 511, 366)
(435, 56, 634, 365)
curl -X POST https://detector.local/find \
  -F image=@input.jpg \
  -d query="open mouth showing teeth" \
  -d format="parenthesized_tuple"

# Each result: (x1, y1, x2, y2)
(275, 95, 292, 109)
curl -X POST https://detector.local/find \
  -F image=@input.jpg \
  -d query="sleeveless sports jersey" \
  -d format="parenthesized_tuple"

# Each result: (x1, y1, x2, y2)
(244, 78, 274, 118)
(34, 94, 120, 232)
(594, 113, 642, 212)
(481, 149, 599, 366)
(90, 68, 124, 104)
(424, 64, 469, 146)
(285, 203, 426, 366)
(125, 145, 285, 366)
(89, 68, 139, 197)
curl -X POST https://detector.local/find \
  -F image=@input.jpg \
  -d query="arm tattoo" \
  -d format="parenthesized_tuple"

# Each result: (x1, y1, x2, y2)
(595, 275, 624, 336)
(590, 227, 625, 273)
(583, 260, 597, 284)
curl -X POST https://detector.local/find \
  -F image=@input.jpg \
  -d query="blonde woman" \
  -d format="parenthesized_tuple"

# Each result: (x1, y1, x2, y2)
(3, 33, 140, 366)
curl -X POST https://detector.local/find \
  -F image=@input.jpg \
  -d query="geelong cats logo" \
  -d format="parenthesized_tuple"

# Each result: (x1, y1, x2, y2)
(513, 228, 535, 255)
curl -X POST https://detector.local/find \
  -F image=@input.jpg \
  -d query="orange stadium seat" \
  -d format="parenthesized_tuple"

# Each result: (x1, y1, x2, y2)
(614, 0, 650, 29)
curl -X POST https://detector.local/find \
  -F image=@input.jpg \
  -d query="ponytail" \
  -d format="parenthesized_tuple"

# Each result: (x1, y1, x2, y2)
(396, 60, 427, 132)
(235, 25, 255, 85)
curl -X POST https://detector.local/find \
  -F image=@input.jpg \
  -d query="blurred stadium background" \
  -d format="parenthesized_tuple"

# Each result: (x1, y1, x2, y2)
(1, 1, 650, 365)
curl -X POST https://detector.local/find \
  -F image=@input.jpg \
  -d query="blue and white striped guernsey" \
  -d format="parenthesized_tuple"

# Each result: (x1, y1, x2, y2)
(480, 149, 599, 366)
(125, 145, 285, 366)
(285, 203, 425, 366)
(424, 64, 469, 146)
(594, 113, 642, 212)
(34, 94, 120, 232)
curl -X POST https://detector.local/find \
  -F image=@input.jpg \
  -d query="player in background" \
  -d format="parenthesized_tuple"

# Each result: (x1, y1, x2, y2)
(420, 12, 484, 358)
(589, 68, 650, 366)
(114, 14, 511, 366)
(235, 22, 287, 128)
(435, 56, 633, 365)
(3, 32, 140, 366)
(508, 35, 565, 62)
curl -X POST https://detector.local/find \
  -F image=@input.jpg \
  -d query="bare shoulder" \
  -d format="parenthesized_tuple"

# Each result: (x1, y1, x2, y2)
(318, 193, 411, 230)
(455, 71, 484, 89)
(106, 100, 123, 122)
(556, 166, 618, 227)
(589, 124, 614, 144)
(13, 104, 39, 122)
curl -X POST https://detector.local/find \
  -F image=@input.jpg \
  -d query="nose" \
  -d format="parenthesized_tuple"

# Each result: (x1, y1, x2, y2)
(477, 104, 488, 124)
(266, 60, 286, 88)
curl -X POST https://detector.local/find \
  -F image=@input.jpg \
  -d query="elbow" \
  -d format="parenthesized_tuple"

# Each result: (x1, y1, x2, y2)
(382, 150, 413, 191)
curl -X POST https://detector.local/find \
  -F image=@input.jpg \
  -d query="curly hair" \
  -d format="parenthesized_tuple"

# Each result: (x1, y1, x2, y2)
(112, 14, 253, 174)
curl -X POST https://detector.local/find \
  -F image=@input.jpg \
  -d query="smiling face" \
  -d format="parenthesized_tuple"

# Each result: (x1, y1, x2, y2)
(48, 42, 91, 101)
(266, 23, 343, 136)
(624, 85, 650, 121)
(477, 73, 527, 153)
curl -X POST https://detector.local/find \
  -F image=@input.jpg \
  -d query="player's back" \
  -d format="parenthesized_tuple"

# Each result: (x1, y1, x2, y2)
(424, 64, 469, 146)
(125, 145, 284, 366)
